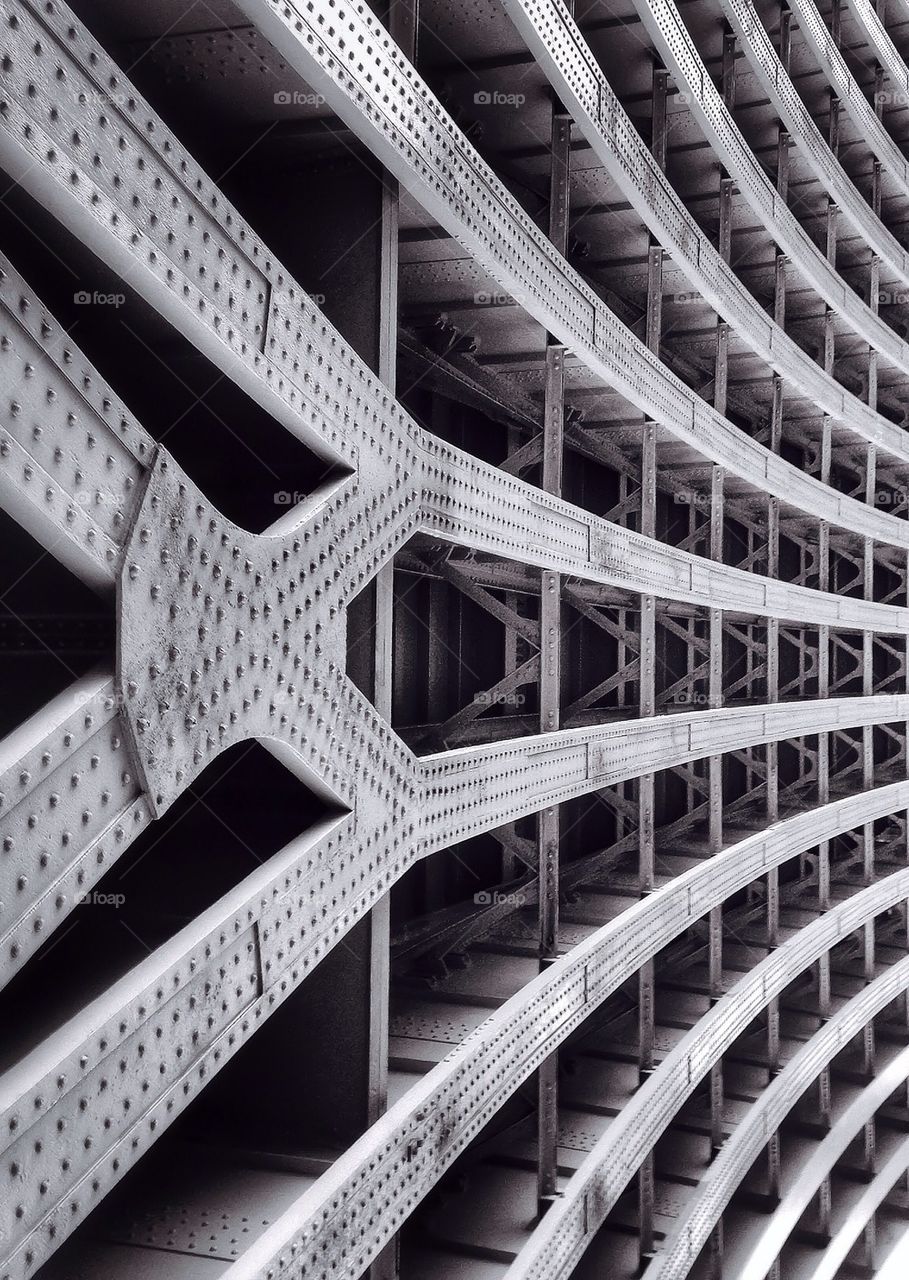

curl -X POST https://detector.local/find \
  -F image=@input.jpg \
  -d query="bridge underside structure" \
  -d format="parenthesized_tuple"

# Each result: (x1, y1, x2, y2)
(9, 0, 909, 1276)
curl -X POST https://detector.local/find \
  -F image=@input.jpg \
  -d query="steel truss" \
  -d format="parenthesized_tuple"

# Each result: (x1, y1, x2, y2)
(4, 0, 909, 1278)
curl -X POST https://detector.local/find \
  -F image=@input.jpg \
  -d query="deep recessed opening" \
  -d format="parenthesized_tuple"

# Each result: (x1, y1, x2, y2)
(0, 741, 332, 1073)
(0, 183, 334, 533)
(0, 510, 113, 739)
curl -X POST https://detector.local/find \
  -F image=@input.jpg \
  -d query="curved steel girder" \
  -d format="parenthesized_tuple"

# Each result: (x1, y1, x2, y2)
(787, 0, 909, 195)
(500, 872, 909, 1280)
(185, 780, 909, 1280)
(501, 0, 909, 473)
(720, 0, 909, 289)
(783, 1136, 909, 1280)
(627, 0, 909, 381)
(5, 5, 905, 615)
(33, 0, 894, 550)
(734, 1040, 909, 1280)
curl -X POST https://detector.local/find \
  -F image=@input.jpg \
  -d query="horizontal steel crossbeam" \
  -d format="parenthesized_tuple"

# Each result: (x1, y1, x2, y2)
(503, 0, 909, 467)
(504, 875, 909, 1280)
(215, 0, 909, 549)
(203, 779, 909, 1280)
(734, 1040, 909, 1280)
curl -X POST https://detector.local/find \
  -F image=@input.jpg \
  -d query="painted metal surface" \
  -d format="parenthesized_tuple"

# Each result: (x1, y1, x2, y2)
(2, 0, 909, 1277)
(502, 877, 909, 1280)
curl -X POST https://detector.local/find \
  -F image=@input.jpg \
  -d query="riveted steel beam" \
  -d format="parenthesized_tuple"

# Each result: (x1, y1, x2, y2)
(0, 671, 151, 987)
(165, 780, 909, 1280)
(499, 874, 909, 1280)
(504, 0, 909, 473)
(205, 0, 909, 549)
(0, 255, 152, 590)
(5, 3, 909, 1278)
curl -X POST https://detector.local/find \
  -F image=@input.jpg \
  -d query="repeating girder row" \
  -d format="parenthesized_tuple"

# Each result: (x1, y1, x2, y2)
(4, 1, 909, 1280)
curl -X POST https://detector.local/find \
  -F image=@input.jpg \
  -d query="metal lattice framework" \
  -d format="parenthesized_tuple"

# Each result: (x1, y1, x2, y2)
(6, 0, 909, 1278)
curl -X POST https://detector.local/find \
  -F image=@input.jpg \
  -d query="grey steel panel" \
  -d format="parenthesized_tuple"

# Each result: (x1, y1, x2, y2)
(4, 700, 904, 1280)
(0, 814, 319, 1280)
(3, 1, 901, 624)
(770, 1137, 909, 1280)
(3, 3, 909, 1274)
(844, 0, 909, 97)
(500, 873, 909, 1280)
(419, 697, 909, 849)
(875, 1205, 909, 1279)
(0, 252, 151, 589)
(202, 779, 909, 1280)
(3, 206, 909, 1280)
(0, 0, 349, 469)
(503, 0, 909, 469)
(644, 974, 909, 1279)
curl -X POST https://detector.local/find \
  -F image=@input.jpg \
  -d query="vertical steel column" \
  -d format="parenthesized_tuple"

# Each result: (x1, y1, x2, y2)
(636, 66, 667, 1266)
(861, 1216, 877, 1273)
(708, 463, 725, 1164)
(766, 387, 782, 1215)
(704, 48, 735, 1183)
(765, 90, 786, 1126)
(368, 9, 414, 1277)
(816, 433, 834, 1221)
(502, 420, 521, 885)
(863, 448, 877, 885)
(424, 571, 450, 904)
(815, 420, 834, 1243)
(768, 31, 790, 1123)
(638, 67, 665, 903)
(536, 73, 571, 1212)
